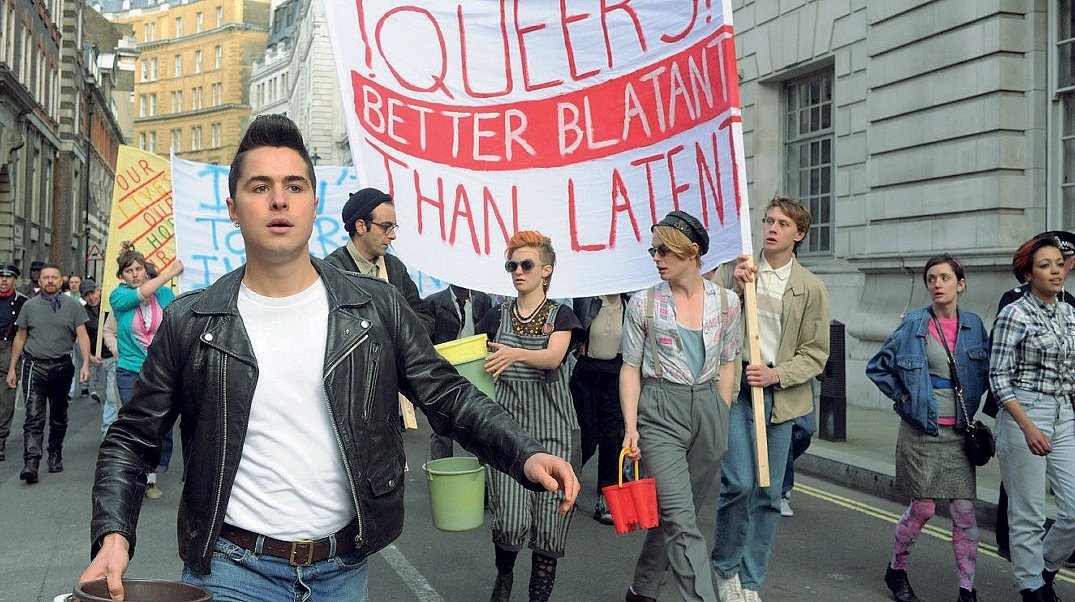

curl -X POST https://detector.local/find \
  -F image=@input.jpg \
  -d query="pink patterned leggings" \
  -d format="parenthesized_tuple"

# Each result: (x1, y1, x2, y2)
(890, 498, 977, 590)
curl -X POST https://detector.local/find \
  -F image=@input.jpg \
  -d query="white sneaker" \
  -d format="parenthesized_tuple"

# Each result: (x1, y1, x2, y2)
(780, 496, 794, 517)
(715, 572, 746, 602)
(742, 589, 763, 602)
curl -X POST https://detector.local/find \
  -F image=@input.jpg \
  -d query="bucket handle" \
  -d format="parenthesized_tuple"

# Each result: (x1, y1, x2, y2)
(616, 448, 640, 488)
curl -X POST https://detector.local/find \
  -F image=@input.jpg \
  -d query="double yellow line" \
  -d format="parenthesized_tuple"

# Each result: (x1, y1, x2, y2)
(795, 483, 1075, 584)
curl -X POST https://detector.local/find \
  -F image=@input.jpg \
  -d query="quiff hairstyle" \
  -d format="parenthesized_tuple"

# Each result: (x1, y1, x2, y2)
(228, 114, 315, 199)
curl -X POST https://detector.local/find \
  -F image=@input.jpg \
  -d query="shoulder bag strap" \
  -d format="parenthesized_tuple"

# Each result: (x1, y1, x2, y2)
(930, 309, 973, 428)
(645, 288, 661, 380)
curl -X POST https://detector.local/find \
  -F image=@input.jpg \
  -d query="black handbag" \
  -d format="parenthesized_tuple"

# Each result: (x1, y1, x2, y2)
(931, 310, 995, 467)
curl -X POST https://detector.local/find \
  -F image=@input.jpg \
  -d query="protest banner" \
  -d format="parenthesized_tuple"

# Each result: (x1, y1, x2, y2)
(322, 0, 755, 297)
(101, 147, 178, 312)
(170, 156, 448, 297)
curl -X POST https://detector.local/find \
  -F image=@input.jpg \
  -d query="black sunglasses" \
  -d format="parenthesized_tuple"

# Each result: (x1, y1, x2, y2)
(647, 245, 673, 258)
(504, 259, 542, 273)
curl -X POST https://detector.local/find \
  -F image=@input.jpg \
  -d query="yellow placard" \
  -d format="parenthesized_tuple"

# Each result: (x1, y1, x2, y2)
(101, 147, 177, 313)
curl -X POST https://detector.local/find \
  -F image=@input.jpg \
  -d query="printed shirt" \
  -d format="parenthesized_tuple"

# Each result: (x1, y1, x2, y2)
(990, 292, 1075, 403)
(621, 280, 742, 385)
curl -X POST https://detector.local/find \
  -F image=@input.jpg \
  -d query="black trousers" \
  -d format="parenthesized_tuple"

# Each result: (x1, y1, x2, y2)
(20, 355, 74, 463)
(568, 355, 624, 490)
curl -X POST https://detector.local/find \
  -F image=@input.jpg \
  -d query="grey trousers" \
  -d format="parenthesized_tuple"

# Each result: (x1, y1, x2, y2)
(631, 379, 729, 601)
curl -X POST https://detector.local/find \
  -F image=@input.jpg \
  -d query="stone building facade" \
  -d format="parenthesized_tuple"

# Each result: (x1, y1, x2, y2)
(731, 1, 1073, 407)
(249, 0, 349, 167)
(107, 0, 269, 166)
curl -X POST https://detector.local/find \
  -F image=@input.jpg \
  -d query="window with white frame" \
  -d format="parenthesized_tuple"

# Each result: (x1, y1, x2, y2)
(192, 86, 203, 109)
(784, 71, 834, 256)
(211, 123, 221, 147)
(196, 12, 203, 32)
(1059, 3, 1075, 228)
(216, 6, 222, 26)
(191, 126, 203, 150)
(139, 95, 146, 117)
(148, 131, 157, 153)
(174, 54, 182, 77)
(149, 93, 157, 116)
(139, 132, 146, 150)
(151, 57, 158, 80)
(211, 83, 222, 106)
(141, 60, 148, 82)
(215, 45, 222, 69)
(195, 50, 202, 73)
(175, 16, 182, 37)
(170, 129, 182, 152)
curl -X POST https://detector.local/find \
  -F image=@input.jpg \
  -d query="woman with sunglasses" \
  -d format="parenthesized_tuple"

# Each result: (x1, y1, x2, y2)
(991, 235, 1075, 602)
(476, 230, 583, 602)
(620, 210, 742, 602)
(866, 255, 989, 602)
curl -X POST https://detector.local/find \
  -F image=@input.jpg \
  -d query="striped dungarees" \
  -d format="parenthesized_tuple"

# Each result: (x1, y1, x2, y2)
(487, 301, 580, 556)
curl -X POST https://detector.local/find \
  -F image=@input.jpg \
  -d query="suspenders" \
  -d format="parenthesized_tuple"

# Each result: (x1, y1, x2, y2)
(644, 284, 730, 381)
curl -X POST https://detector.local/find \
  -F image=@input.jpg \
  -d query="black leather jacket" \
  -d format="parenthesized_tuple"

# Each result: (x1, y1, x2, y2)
(90, 258, 545, 574)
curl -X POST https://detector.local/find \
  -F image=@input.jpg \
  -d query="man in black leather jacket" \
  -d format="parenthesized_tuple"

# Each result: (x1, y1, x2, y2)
(79, 115, 579, 602)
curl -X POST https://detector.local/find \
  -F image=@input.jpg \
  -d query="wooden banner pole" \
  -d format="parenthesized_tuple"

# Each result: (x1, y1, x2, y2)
(741, 256, 770, 487)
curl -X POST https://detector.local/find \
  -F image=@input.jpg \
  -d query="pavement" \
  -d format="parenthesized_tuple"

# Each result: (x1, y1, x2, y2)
(0, 391, 1014, 601)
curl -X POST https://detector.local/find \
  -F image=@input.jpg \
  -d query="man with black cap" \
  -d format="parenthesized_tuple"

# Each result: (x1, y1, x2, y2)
(80, 278, 120, 433)
(0, 262, 28, 461)
(708, 195, 830, 602)
(17, 260, 44, 297)
(325, 187, 434, 335)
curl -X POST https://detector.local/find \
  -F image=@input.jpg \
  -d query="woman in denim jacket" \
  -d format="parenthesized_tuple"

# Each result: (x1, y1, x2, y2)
(867, 255, 990, 602)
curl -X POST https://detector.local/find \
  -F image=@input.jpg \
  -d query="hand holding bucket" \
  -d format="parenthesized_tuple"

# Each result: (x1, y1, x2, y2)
(601, 449, 659, 535)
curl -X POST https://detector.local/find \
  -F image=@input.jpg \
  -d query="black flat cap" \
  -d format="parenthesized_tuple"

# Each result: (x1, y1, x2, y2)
(652, 210, 710, 256)
(29, 260, 44, 271)
(342, 188, 392, 230)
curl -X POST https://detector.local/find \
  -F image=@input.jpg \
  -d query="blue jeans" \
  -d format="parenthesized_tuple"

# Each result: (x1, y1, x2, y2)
(116, 367, 173, 470)
(996, 388, 1075, 591)
(182, 537, 368, 602)
(93, 357, 120, 435)
(711, 379, 793, 590)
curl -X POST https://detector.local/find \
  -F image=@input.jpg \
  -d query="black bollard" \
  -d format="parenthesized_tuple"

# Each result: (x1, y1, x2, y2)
(818, 320, 846, 442)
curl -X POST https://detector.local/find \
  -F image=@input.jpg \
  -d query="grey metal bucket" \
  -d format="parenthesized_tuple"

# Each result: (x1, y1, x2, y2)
(73, 579, 212, 601)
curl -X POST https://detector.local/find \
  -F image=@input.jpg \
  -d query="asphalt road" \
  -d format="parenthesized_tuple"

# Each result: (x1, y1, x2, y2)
(1, 395, 1071, 601)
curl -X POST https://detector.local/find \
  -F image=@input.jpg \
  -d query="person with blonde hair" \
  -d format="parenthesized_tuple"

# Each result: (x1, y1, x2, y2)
(477, 230, 583, 602)
(621, 210, 742, 602)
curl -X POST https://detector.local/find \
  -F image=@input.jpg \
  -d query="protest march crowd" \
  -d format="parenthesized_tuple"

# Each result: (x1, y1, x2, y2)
(3, 115, 1074, 602)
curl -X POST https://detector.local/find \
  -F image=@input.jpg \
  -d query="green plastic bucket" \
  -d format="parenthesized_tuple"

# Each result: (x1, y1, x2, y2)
(422, 456, 485, 532)
(434, 334, 495, 400)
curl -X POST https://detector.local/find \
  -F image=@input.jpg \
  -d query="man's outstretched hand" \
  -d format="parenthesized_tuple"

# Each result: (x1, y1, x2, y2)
(523, 453, 580, 515)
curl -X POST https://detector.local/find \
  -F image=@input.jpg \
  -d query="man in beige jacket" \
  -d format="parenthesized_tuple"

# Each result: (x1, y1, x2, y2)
(708, 196, 830, 602)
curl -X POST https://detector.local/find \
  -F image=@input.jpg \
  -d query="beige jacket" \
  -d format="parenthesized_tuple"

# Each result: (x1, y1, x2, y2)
(711, 255, 830, 423)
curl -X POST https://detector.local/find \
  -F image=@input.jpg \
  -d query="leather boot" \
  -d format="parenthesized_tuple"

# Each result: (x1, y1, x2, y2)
(490, 546, 517, 602)
(1021, 587, 1046, 602)
(1042, 570, 1059, 602)
(884, 566, 920, 602)
(47, 449, 63, 473)
(957, 587, 979, 602)
(20, 459, 39, 484)
(528, 553, 557, 602)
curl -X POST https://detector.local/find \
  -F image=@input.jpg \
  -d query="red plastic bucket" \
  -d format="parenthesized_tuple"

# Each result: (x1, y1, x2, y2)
(601, 449, 659, 534)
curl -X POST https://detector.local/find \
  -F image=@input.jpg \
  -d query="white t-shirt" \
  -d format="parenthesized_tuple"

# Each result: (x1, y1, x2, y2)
(225, 278, 353, 540)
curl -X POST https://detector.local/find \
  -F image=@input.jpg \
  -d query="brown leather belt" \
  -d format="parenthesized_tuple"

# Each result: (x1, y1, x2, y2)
(219, 520, 359, 567)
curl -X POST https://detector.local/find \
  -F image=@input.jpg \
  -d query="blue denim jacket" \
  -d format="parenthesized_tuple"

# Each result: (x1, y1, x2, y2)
(866, 307, 990, 435)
